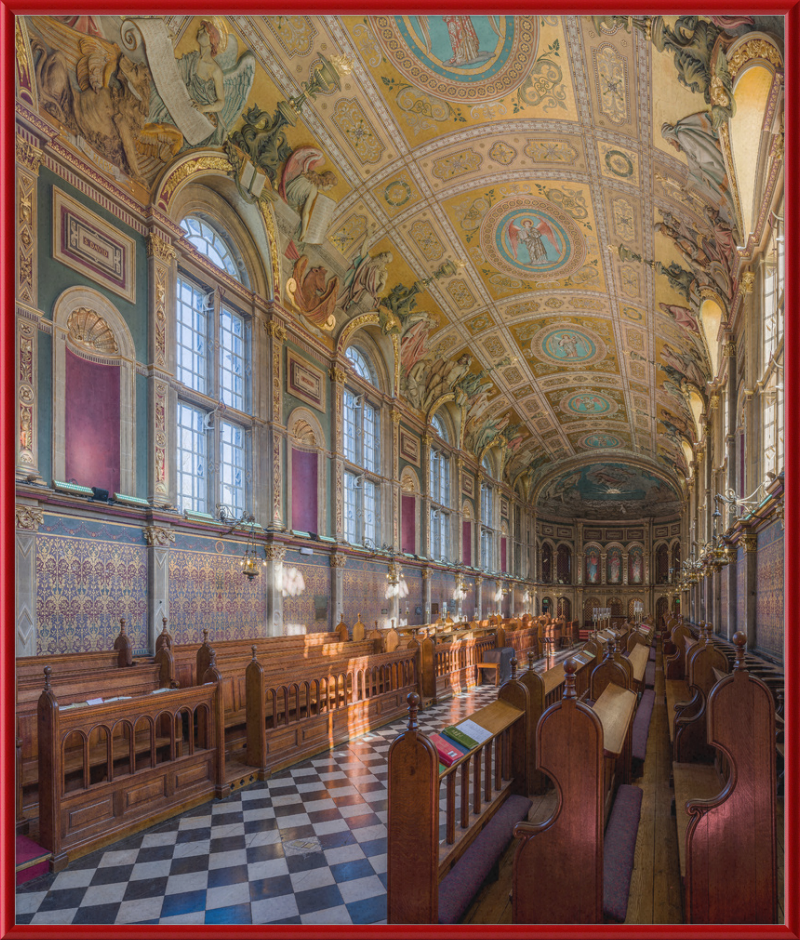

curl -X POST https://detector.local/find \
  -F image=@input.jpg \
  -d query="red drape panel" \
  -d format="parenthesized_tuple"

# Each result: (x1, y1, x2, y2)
(65, 348, 120, 493)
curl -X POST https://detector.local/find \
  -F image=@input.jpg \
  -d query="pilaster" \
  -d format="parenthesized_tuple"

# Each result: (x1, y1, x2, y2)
(265, 543, 287, 635)
(15, 503, 43, 656)
(330, 551, 347, 631)
(267, 320, 287, 531)
(143, 524, 174, 651)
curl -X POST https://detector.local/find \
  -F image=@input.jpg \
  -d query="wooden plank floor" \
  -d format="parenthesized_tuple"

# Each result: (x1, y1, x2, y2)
(463, 643, 785, 925)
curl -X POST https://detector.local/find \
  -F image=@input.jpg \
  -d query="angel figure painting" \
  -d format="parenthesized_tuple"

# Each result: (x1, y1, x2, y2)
(148, 18, 255, 149)
(279, 147, 338, 246)
(507, 216, 559, 267)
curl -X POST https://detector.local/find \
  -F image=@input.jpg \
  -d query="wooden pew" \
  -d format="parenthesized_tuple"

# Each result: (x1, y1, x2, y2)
(664, 621, 694, 679)
(419, 631, 496, 702)
(512, 661, 638, 923)
(387, 670, 531, 924)
(36, 665, 223, 872)
(672, 635, 730, 763)
(16, 620, 169, 831)
(245, 643, 417, 778)
(672, 633, 777, 924)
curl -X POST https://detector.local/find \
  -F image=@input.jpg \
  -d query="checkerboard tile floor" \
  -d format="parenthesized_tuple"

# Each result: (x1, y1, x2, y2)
(16, 683, 509, 926)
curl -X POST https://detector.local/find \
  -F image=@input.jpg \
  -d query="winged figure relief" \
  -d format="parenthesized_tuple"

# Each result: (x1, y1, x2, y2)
(279, 147, 338, 244)
(415, 16, 501, 66)
(147, 18, 256, 150)
(507, 216, 558, 266)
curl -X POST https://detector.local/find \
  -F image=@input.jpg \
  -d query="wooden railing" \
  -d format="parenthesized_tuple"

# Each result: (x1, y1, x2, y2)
(37, 666, 222, 871)
(245, 646, 418, 777)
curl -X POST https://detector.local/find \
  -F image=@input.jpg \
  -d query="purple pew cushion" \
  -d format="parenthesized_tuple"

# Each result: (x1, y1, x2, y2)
(644, 661, 656, 688)
(649, 646, 656, 662)
(438, 794, 532, 924)
(632, 689, 656, 762)
(603, 784, 643, 922)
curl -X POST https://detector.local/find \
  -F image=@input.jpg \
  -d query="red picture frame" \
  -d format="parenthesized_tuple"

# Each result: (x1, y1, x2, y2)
(3, 2, 797, 938)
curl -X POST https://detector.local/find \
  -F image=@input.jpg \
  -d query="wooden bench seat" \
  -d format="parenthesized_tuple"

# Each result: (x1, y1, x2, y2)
(665, 679, 690, 743)
(672, 762, 721, 878)
(603, 783, 644, 922)
(670, 633, 777, 924)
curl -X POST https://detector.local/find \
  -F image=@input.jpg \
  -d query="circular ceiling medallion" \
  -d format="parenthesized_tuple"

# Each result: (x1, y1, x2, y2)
(561, 390, 617, 416)
(374, 16, 538, 103)
(479, 196, 586, 281)
(531, 324, 606, 366)
(582, 432, 622, 448)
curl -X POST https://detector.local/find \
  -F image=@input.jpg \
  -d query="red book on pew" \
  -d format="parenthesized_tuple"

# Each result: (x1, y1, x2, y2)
(429, 732, 463, 767)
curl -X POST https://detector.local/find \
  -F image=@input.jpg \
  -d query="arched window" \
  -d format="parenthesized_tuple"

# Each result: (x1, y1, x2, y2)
(482, 454, 493, 478)
(655, 543, 669, 583)
(431, 412, 448, 443)
(180, 215, 243, 282)
(175, 214, 252, 516)
(429, 421, 451, 563)
(480, 480, 494, 571)
(760, 206, 784, 480)
(343, 345, 381, 546)
(556, 544, 571, 584)
(540, 543, 552, 583)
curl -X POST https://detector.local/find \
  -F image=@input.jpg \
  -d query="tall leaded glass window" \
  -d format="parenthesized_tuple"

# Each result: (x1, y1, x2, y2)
(177, 402, 207, 513)
(176, 214, 252, 519)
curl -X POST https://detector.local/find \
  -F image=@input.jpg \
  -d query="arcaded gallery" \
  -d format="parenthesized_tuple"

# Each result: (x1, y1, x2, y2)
(13, 13, 786, 927)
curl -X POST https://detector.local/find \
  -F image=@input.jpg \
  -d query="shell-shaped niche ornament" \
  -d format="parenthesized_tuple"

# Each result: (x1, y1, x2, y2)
(67, 308, 119, 354)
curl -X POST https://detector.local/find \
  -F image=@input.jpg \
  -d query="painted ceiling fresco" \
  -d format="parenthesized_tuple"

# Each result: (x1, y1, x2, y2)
(21, 14, 784, 518)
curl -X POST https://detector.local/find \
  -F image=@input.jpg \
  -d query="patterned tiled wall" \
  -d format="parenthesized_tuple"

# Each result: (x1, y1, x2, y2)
(755, 522, 784, 657)
(343, 558, 392, 629)
(461, 577, 476, 621)
(401, 565, 423, 622)
(36, 515, 147, 654)
(282, 551, 332, 631)
(429, 568, 456, 617)
(168, 532, 266, 645)
(736, 547, 746, 632)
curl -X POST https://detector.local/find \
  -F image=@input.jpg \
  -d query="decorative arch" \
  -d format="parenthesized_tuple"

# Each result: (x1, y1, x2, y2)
(627, 543, 645, 584)
(583, 595, 602, 625)
(726, 38, 783, 239)
(336, 314, 399, 396)
(583, 542, 602, 585)
(607, 595, 624, 618)
(286, 406, 325, 536)
(400, 465, 420, 495)
(654, 541, 670, 583)
(605, 543, 624, 584)
(52, 286, 137, 495)
(699, 297, 724, 378)
(154, 151, 279, 299)
(555, 543, 572, 585)
(627, 596, 644, 619)
(539, 540, 553, 583)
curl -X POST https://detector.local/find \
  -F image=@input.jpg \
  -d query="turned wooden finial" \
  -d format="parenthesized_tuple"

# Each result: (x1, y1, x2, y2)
(161, 616, 168, 633)
(208, 649, 217, 668)
(605, 638, 615, 660)
(251, 644, 258, 660)
(510, 657, 518, 680)
(564, 659, 577, 699)
(203, 628, 209, 643)
(733, 631, 746, 668)
(391, 618, 395, 630)
(406, 691, 420, 730)
(527, 650, 535, 671)
(43, 665, 52, 691)
(119, 617, 127, 634)
(614, 634, 623, 653)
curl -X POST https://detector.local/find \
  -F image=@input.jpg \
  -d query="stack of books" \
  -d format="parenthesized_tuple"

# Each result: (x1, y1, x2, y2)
(429, 717, 494, 772)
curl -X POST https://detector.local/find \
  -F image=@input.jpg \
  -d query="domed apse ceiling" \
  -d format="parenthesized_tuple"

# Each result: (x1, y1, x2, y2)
(535, 462, 682, 520)
(23, 14, 784, 518)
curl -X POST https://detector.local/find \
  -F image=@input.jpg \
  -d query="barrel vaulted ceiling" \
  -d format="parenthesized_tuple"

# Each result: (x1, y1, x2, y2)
(21, 14, 785, 518)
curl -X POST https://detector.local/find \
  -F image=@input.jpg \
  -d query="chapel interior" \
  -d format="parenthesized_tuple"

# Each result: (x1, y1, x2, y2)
(13, 13, 786, 928)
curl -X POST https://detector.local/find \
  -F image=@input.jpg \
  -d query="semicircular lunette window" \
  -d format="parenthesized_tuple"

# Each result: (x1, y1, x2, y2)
(345, 346, 376, 386)
(181, 215, 242, 282)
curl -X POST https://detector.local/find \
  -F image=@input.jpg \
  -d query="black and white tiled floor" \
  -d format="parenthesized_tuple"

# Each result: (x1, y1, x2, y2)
(17, 683, 508, 925)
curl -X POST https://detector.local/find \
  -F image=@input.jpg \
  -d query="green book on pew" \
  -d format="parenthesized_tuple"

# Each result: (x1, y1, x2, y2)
(443, 724, 479, 751)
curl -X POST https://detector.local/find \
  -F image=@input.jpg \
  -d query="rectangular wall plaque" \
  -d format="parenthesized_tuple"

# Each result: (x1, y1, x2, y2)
(287, 348, 325, 411)
(399, 429, 420, 466)
(53, 188, 136, 304)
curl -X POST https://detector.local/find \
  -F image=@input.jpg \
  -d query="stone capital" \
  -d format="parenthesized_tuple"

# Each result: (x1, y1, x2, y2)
(329, 551, 347, 568)
(15, 136, 43, 175)
(741, 532, 758, 554)
(15, 504, 43, 531)
(330, 366, 347, 385)
(266, 320, 287, 342)
(143, 525, 175, 546)
(146, 233, 177, 264)
(265, 544, 287, 563)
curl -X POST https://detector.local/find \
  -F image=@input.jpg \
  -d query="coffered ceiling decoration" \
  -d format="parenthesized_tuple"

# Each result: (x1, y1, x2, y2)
(23, 14, 784, 518)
